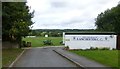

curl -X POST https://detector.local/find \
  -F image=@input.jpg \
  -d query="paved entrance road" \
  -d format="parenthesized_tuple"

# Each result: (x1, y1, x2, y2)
(13, 47, 77, 67)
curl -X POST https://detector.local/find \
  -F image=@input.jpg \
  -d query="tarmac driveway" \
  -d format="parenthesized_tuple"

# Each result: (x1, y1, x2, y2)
(13, 47, 77, 67)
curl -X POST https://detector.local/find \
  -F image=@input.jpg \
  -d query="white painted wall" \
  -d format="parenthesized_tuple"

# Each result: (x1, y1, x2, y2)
(65, 34, 117, 50)
(27, 36, 36, 38)
(63, 32, 65, 44)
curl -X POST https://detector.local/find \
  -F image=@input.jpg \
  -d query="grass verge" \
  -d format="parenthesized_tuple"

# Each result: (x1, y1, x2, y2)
(70, 50, 119, 68)
(2, 48, 24, 67)
(22, 37, 63, 47)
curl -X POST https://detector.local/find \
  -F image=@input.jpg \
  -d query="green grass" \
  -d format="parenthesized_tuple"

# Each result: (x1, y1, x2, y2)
(22, 37, 63, 47)
(70, 50, 119, 68)
(2, 48, 24, 67)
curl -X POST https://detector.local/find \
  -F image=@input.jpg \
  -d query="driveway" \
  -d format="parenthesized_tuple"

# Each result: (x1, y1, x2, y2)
(13, 47, 77, 67)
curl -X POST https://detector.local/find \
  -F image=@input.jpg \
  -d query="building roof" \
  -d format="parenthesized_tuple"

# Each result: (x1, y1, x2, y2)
(65, 32, 116, 35)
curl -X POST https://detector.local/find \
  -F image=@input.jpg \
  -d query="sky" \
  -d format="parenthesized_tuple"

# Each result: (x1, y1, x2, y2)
(27, 0, 120, 29)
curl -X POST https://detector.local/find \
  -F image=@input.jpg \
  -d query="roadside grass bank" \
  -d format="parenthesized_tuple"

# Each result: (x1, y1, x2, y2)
(22, 37, 63, 47)
(69, 50, 119, 68)
(2, 48, 24, 67)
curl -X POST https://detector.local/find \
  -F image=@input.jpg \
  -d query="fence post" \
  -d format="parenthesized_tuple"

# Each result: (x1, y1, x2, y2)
(117, 35, 120, 50)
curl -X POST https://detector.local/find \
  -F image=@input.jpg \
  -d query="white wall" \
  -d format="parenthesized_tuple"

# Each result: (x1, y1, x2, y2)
(27, 36, 36, 38)
(65, 35, 117, 50)
(63, 32, 65, 44)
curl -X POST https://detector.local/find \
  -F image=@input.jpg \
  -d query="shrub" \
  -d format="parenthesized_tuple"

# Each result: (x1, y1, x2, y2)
(22, 41, 26, 47)
(90, 47, 98, 50)
(101, 47, 110, 50)
(43, 40, 53, 45)
(112, 48, 116, 50)
(64, 46, 69, 50)
(59, 41, 63, 44)
(26, 42, 31, 47)
(89, 47, 110, 50)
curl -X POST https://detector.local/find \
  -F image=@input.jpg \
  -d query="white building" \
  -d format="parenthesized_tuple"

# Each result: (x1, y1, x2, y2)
(45, 34, 48, 37)
(63, 32, 117, 50)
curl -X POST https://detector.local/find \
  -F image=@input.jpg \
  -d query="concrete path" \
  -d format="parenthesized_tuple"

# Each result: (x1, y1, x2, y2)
(13, 47, 77, 67)
(54, 48, 113, 69)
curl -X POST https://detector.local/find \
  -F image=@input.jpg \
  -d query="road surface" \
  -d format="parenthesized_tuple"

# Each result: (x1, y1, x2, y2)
(13, 47, 77, 67)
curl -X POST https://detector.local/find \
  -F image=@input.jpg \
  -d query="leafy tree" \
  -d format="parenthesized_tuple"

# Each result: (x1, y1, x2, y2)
(2, 2, 34, 45)
(95, 3, 120, 33)
(41, 32, 47, 37)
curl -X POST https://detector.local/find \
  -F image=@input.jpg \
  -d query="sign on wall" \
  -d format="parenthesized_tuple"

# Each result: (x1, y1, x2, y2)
(72, 36, 114, 41)
(64, 34, 117, 50)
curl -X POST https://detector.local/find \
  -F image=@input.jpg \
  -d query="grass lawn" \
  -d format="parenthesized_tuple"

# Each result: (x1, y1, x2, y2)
(22, 37, 63, 47)
(2, 48, 24, 67)
(70, 50, 119, 68)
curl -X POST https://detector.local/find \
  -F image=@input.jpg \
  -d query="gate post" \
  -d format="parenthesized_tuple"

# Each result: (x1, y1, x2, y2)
(117, 35, 120, 50)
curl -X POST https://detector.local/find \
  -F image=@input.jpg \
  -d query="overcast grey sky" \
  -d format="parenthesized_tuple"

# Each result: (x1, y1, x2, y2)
(27, 0, 119, 29)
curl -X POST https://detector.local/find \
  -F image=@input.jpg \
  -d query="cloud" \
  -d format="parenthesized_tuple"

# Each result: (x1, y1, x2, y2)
(50, 1, 67, 8)
(27, 0, 120, 29)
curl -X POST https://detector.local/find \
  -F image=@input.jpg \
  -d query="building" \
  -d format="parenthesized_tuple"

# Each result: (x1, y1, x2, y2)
(63, 32, 118, 50)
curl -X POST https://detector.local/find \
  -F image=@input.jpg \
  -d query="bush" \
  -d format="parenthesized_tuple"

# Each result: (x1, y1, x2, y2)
(112, 48, 116, 50)
(90, 47, 98, 50)
(26, 42, 31, 47)
(64, 46, 69, 50)
(101, 47, 110, 50)
(21, 41, 32, 47)
(22, 41, 26, 47)
(43, 40, 53, 45)
(60, 41, 64, 45)
(90, 47, 110, 50)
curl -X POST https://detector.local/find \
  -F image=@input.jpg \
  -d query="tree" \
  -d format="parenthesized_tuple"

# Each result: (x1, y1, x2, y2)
(2, 2, 34, 46)
(95, 3, 120, 33)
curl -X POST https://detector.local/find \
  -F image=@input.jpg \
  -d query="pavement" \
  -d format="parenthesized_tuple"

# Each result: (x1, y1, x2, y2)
(53, 48, 114, 69)
(12, 46, 114, 69)
(13, 47, 77, 67)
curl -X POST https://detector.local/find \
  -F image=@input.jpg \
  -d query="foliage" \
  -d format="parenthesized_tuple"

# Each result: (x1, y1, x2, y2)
(19, 41, 31, 47)
(89, 47, 110, 50)
(2, 2, 34, 43)
(95, 4, 120, 33)
(59, 41, 63, 45)
(43, 40, 53, 45)
(29, 29, 96, 37)
(64, 46, 69, 50)
(21, 41, 27, 47)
